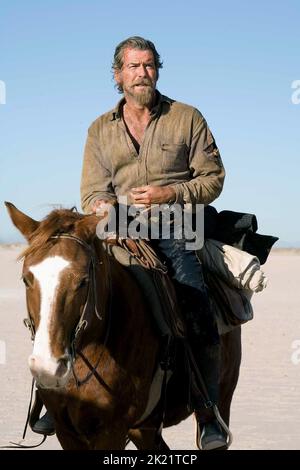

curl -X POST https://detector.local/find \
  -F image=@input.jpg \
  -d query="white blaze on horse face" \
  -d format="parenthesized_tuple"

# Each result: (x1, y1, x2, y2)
(28, 256, 70, 379)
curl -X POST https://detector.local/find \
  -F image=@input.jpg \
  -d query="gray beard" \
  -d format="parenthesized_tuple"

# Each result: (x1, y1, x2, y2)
(126, 86, 155, 106)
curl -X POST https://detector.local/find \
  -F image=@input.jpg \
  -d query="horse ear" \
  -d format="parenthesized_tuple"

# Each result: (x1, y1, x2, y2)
(4, 202, 40, 241)
(76, 214, 100, 242)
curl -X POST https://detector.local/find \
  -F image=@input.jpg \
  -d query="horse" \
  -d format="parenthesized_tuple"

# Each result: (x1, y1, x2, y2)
(5, 202, 242, 450)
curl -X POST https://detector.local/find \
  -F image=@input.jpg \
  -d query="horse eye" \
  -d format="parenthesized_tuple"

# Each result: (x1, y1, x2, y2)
(78, 278, 89, 289)
(22, 277, 30, 288)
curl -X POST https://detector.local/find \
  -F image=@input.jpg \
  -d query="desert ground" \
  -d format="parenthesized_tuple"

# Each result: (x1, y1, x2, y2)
(0, 245, 299, 450)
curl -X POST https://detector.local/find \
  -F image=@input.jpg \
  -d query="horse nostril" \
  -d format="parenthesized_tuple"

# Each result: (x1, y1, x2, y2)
(28, 355, 38, 371)
(28, 356, 36, 372)
(56, 357, 69, 377)
(28, 355, 42, 378)
(29, 356, 35, 366)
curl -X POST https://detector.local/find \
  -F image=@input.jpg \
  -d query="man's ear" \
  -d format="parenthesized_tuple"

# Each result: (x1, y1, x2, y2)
(4, 202, 40, 241)
(114, 69, 121, 87)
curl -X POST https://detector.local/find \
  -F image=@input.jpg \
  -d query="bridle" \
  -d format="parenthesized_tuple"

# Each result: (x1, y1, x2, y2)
(23, 233, 112, 387)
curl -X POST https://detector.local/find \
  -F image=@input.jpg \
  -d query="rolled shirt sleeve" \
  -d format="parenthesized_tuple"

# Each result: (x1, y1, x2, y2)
(80, 125, 117, 214)
(172, 110, 225, 205)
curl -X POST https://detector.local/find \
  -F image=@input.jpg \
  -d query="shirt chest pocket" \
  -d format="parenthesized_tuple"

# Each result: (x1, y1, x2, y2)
(161, 143, 188, 173)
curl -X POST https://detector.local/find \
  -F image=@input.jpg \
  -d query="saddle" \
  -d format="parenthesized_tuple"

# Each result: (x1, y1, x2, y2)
(104, 237, 186, 340)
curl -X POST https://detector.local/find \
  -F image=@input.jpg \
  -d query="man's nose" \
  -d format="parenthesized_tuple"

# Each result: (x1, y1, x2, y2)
(137, 65, 148, 77)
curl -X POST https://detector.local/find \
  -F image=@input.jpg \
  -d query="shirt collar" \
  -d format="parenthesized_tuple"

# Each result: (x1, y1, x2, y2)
(110, 91, 172, 121)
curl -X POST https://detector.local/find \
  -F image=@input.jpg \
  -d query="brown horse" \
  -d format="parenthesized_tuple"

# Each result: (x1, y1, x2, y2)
(5, 202, 241, 450)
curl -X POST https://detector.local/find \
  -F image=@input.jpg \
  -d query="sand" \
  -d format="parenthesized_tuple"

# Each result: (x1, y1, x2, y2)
(0, 245, 299, 450)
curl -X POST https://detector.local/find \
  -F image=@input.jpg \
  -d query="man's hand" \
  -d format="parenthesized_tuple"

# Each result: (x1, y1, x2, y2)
(92, 199, 109, 213)
(130, 185, 176, 205)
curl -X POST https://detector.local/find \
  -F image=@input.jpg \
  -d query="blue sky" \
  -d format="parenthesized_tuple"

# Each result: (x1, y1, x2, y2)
(1, 0, 299, 244)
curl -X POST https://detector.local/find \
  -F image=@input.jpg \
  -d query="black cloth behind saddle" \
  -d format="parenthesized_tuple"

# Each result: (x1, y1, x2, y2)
(204, 206, 279, 264)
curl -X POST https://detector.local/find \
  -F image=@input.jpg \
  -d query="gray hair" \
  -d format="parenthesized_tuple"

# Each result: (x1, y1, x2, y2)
(112, 36, 163, 92)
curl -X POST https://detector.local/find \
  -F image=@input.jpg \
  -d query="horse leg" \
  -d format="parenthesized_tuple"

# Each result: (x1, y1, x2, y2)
(92, 432, 128, 450)
(55, 425, 91, 450)
(128, 428, 170, 450)
(56, 422, 129, 450)
(219, 327, 242, 425)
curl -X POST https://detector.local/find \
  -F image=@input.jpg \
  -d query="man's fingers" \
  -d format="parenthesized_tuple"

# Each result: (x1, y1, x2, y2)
(132, 197, 147, 203)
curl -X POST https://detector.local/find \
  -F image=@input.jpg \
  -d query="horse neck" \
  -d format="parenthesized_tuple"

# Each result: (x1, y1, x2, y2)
(93, 238, 109, 282)
(92, 239, 157, 347)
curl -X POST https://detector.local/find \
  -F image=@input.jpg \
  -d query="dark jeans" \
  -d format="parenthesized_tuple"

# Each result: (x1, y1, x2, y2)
(151, 233, 219, 346)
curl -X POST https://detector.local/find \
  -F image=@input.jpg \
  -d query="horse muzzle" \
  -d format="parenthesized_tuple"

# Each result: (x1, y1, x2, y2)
(28, 353, 72, 389)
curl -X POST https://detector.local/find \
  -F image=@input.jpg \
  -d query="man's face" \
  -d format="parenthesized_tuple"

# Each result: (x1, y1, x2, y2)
(115, 48, 157, 106)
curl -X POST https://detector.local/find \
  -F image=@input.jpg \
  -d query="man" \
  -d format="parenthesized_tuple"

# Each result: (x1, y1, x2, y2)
(82, 36, 227, 450)
(33, 36, 227, 449)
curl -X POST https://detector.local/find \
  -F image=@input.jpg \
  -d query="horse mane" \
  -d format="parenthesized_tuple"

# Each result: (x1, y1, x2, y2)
(19, 207, 86, 260)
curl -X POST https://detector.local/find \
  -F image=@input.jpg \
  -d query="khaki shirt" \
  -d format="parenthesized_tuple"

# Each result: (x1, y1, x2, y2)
(81, 92, 225, 213)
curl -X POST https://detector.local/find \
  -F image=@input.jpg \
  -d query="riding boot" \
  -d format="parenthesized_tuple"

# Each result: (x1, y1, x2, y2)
(185, 307, 228, 450)
(191, 341, 227, 450)
(29, 390, 56, 436)
(31, 410, 56, 436)
(163, 274, 229, 449)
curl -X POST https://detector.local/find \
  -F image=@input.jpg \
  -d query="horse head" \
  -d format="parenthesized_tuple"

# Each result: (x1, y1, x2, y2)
(5, 202, 107, 390)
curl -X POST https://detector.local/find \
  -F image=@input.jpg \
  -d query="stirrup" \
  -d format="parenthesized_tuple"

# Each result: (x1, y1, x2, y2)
(195, 417, 227, 451)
